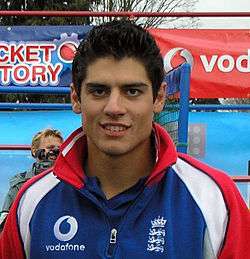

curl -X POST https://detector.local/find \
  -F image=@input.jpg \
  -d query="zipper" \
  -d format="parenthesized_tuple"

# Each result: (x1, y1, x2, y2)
(79, 190, 118, 257)
(110, 228, 117, 244)
(107, 228, 117, 257)
(80, 184, 156, 258)
(105, 186, 155, 258)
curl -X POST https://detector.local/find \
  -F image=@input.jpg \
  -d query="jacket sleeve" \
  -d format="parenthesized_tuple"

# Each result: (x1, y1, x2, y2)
(178, 153, 250, 259)
(0, 169, 50, 259)
(0, 189, 26, 259)
(0, 173, 27, 233)
(218, 177, 250, 259)
(1, 185, 19, 213)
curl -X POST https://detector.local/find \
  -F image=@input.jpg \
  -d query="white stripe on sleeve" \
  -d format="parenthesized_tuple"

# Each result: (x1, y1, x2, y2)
(17, 172, 60, 258)
(173, 158, 228, 257)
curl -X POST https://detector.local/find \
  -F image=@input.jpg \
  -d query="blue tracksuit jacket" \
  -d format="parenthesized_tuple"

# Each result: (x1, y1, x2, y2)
(0, 124, 249, 259)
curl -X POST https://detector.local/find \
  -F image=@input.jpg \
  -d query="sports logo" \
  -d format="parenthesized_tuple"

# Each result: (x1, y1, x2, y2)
(164, 47, 194, 72)
(0, 33, 80, 86)
(147, 216, 167, 253)
(55, 33, 80, 64)
(53, 215, 78, 242)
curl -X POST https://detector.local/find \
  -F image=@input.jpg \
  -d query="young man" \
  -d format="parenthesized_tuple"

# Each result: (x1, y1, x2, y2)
(0, 128, 63, 231)
(0, 20, 249, 259)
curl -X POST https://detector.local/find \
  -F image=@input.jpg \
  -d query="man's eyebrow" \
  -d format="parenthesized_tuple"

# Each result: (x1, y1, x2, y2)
(85, 82, 150, 88)
(122, 82, 150, 88)
(85, 82, 107, 88)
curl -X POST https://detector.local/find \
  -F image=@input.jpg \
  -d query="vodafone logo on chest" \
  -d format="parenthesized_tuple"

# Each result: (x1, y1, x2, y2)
(45, 215, 86, 253)
(54, 215, 78, 242)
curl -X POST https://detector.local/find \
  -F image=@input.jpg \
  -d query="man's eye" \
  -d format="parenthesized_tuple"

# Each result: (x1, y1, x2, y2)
(92, 89, 106, 97)
(127, 89, 141, 96)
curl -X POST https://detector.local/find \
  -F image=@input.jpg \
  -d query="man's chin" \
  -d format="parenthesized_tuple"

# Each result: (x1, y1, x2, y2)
(101, 146, 131, 157)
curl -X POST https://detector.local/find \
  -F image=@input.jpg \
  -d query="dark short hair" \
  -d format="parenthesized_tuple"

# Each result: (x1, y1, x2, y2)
(72, 19, 164, 100)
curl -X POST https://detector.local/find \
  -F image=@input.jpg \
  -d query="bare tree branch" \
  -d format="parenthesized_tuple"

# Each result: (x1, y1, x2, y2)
(89, 0, 199, 28)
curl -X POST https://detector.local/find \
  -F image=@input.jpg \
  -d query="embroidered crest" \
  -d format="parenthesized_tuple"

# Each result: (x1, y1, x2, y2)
(147, 216, 167, 253)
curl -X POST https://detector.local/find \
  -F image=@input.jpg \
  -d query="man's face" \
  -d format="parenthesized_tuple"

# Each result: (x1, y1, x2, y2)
(71, 56, 165, 157)
(37, 136, 62, 161)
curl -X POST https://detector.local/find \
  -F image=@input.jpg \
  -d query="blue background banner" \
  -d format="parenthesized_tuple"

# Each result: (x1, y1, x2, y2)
(0, 26, 92, 87)
(189, 112, 250, 175)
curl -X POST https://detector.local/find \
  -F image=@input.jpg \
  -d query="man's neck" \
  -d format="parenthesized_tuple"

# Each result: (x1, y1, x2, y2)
(86, 138, 155, 199)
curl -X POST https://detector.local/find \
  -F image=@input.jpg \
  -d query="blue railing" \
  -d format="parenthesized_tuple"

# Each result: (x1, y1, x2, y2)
(1, 103, 250, 111)
(0, 103, 72, 110)
(0, 86, 70, 94)
(189, 104, 250, 111)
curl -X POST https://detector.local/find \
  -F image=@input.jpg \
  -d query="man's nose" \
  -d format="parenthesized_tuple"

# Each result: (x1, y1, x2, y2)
(103, 91, 126, 117)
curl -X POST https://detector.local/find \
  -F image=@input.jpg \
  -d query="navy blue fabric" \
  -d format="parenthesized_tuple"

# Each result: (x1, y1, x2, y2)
(29, 168, 206, 258)
(84, 176, 146, 230)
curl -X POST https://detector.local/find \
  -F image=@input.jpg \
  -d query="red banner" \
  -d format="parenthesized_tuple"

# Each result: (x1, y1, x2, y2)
(149, 29, 250, 98)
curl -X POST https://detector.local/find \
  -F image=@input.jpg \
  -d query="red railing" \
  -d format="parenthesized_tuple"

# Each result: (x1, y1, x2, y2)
(0, 145, 30, 150)
(0, 11, 250, 18)
(232, 176, 250, 183)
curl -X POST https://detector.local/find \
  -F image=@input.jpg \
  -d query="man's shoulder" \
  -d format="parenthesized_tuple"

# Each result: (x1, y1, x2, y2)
(9, 171, 31, 188)
(177, 153, 232, 182)
(16, 171, 60, 214)
(176, 152, 238, 201)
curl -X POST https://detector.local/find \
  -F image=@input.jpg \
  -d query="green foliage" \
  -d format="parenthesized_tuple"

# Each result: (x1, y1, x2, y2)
(0, 0, 93, 25)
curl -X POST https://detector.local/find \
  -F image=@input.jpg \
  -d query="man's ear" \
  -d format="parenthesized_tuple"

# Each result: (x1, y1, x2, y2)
(70, 83, 81, 114)
(153, 82, 166, 113)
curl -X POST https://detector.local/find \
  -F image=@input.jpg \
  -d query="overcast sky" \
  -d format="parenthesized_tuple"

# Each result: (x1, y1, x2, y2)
(195, 0, 250, 28)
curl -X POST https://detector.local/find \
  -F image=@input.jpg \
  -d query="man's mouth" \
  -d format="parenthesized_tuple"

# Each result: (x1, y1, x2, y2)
(104, 125, 128, 132)
(100, 123, 131, 135)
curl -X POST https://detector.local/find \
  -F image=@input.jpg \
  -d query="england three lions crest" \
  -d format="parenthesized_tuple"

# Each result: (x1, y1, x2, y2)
(147, 216, 167, 253)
